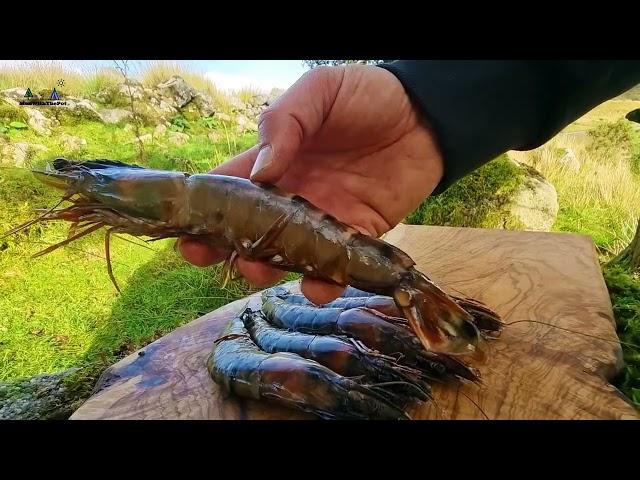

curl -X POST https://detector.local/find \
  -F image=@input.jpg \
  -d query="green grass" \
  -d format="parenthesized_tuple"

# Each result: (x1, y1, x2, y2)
(0, 118, 261, 386)
(405, 154, 525, 229)
(0, 167, 255, 382)
(603, 263, 640, 406)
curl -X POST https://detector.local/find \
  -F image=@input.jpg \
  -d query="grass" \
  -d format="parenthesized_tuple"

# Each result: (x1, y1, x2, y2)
(603, 263, 640, 406)
(0, 165, 254, 382)
(405, 154, 526, 229)
(508, 120, 640, 254)
(0, 112, 262, 385)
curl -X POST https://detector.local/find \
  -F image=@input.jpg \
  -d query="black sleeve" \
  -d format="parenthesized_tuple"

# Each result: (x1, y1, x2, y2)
(379, 60, 640, 194)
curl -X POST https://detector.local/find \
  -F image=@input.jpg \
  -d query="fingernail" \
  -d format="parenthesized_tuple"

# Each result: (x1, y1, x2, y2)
(250, 145, 273, 180)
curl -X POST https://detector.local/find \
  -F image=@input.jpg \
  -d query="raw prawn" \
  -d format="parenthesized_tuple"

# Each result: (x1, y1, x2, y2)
(241, 307, 432, 402)
(207, 309, 411, 420)
(270, 286, 504, 333)
(261, 288, 480, 382)
(6, 157, 495, 355)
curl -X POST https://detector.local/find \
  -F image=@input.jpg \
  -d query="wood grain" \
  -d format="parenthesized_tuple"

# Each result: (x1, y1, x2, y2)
(70, 224, 640, 420)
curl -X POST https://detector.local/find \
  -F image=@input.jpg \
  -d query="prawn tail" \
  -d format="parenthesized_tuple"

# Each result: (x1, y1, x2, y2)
(394, 269, 486, 359)
(453, 296, 505, 334)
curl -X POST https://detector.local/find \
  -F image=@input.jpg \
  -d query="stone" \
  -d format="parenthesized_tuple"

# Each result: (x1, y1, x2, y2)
(99, 108, 133, 124)
(505, 161, 559, 231)
(0, 368, 88, 420)
(63, 98, 103, 122)
(127, 133, 153, 144)
(155, 76, 196, 108)
(559, 148, 580, 171)
(1, 142, 28, 167)
(168, 131, 189, 145)
(153, 124, 167, 137)
(23, 108, 53, 136)
(118, 83, 145, 101)
(216, 112, 232, 123)
(0, 87, 27, 106)
(59, 133, 87, 152)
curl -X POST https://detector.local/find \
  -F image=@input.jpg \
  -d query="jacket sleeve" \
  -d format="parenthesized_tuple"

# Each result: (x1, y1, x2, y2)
(379, 60, 640, 194)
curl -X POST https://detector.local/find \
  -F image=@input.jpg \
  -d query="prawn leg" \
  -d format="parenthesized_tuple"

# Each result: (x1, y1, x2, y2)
(235, 210, 298, 261)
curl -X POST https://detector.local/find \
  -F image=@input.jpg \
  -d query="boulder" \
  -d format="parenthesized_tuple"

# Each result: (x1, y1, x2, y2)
(0, 368, 88, 420)
(99, 108, 133, 124)
(126, 133, 153, 144)
(406, 155, 558, 232)
(506, 161, 559, 231)
(0, 87, 27, 106)
(559, 148, 580, 171)
(24, 108, 53, 136)
(1, 142, 27, 167)
(155, 76, 196, 109)
(153, 124, 167, 137)
(118, 82, 145, 101)
(168, 131, 189, 146)
(63, 98, 103, 122)
(59, 133, 87, 152)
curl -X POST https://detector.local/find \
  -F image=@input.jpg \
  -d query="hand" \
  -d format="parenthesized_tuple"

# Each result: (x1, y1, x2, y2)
(178, 64, 444, 304)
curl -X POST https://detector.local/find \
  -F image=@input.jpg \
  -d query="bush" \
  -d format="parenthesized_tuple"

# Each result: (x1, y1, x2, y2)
(588, 119, 636, 161)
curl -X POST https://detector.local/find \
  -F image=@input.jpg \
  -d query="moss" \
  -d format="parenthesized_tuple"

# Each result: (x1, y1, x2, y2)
(603, 262, 640, 406)
(0, 100, 29, 123)
(405, 154, 525, 228)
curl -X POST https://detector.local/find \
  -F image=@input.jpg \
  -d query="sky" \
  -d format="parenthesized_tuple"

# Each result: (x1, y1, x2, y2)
(0, 60, 309, 93)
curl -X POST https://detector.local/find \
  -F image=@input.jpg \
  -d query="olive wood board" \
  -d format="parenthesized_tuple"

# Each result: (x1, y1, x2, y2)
(70, 224, 640, 420)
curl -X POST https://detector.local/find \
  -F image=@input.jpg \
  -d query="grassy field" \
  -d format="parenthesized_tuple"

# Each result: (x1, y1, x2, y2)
(1, 62, 639, 415)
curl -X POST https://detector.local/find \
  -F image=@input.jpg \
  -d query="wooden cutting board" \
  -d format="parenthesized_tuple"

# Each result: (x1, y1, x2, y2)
(70, 224, 640, 420)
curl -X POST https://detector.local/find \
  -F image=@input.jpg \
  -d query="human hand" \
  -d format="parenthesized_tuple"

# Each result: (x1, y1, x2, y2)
(178, 64, 444, 304)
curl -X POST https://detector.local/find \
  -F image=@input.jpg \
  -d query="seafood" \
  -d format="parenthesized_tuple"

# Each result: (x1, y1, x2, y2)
(241, 307, 432, 402)
(207, 309, 411, 420)
(273, 288, 504, 333)
(261, 288, 480, 382)
(5, 157, 501, 356)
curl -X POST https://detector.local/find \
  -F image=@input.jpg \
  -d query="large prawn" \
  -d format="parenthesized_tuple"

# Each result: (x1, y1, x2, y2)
(5, 157, 498, 356)
(208, 308, 412, 420)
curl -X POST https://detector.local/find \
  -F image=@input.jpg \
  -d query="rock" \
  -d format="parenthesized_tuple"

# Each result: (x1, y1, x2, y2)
(559, 148, 580, 171)
(127, 133, 153, 144)
(153, 124, 167, 137)
(24, 108, 53, 136)
(0, 368, 89, 420)
(1, 142, 28, 167)
(235, 114, 258, 133)
(30, 143, 48, 153)
(118, 82, 145, 101)
(0, 87, 27, 106)
(59, 133, 87, 152)
(99, 108, 133, 124)
(155, 100, 178, 117)
(63, 98, 102, 122)
(168, 131, 189, 145)
(192, 93, 215, 117)
(207, 131, 223, 143)
(216, 112, 232, 123)
(505, 161, 559, 231)
(155, 76, 196, 109)
(226, 95, 245, 111)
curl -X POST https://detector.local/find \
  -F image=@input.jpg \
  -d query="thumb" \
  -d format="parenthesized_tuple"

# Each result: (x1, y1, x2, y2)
(249, 66, 345, 183)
